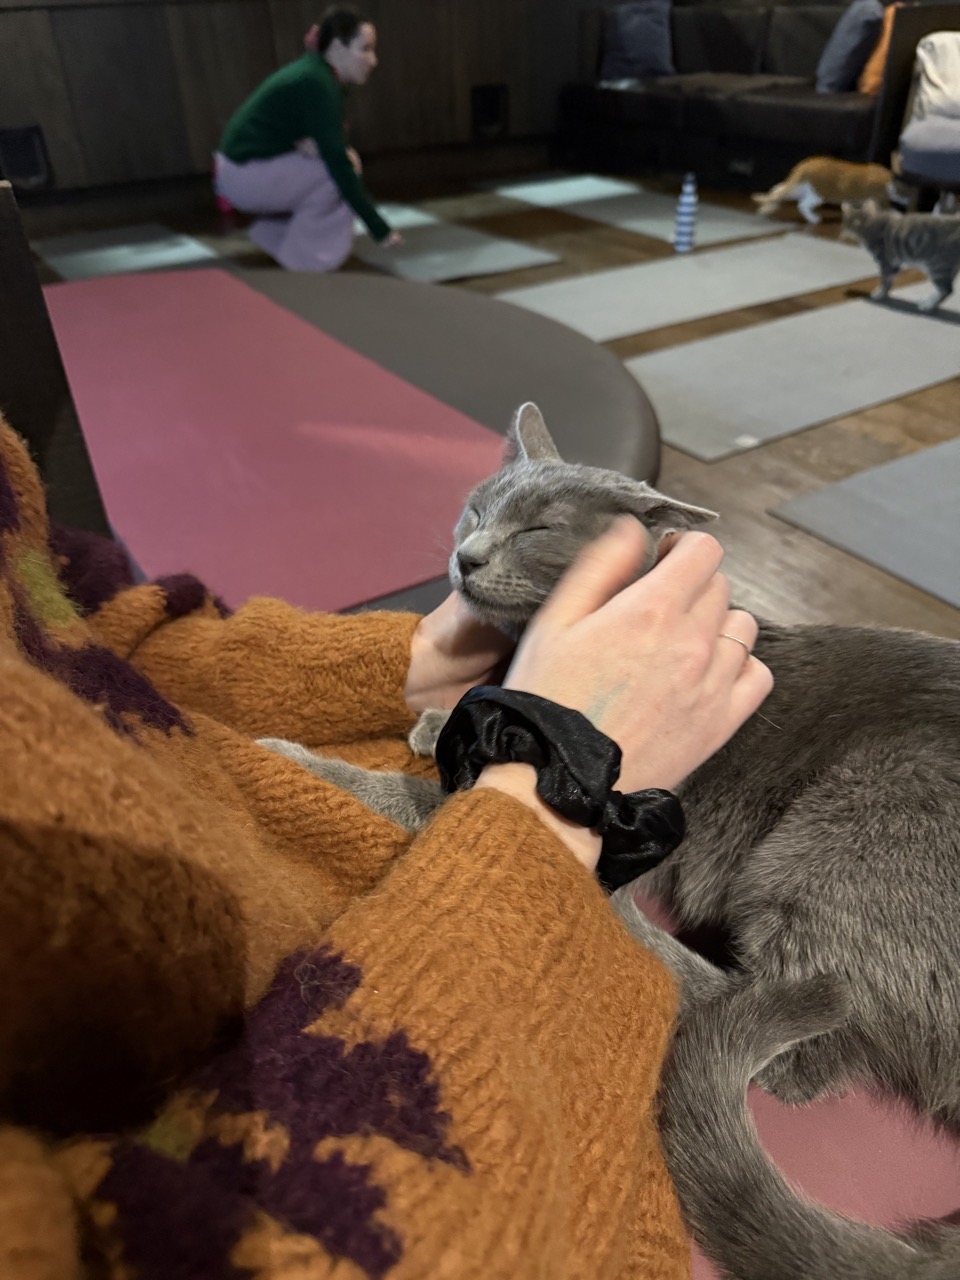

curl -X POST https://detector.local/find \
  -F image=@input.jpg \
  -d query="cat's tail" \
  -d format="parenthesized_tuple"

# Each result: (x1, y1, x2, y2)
(660, 977, 957, 1278)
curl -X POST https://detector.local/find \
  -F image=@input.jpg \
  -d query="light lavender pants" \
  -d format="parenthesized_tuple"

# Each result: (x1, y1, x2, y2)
(213, 150, 354, 272)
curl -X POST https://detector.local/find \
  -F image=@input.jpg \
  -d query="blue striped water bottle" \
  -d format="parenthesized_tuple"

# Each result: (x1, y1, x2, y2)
(674, 172, 698, 253)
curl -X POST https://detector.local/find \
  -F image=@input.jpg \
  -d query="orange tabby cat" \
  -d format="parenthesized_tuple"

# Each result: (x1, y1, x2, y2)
(753, 156, 894, 224)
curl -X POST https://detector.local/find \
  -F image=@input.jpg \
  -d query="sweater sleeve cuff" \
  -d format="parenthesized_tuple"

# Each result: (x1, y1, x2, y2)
(124, 598, 422, 745)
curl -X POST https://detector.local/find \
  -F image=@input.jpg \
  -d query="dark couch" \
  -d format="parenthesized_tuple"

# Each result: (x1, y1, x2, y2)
(557, 1, 960, 189)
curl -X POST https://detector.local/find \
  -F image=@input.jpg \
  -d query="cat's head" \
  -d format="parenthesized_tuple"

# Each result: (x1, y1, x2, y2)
(449, 403, 718, 629)
(840, 198, 883, 240)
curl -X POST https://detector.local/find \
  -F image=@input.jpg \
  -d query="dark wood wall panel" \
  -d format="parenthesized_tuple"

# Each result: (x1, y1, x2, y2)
(0, 10, 88, 187)
(51, 4, 192, 184)
(350, 0, 462, 150)
(265, 0, 313, 66)
(266, 0, 462, 151)
(524, 0, 587, 133)
(2, 0, 587, 189)
(452, 0, 532, 137)
(166, 0, 277, 170)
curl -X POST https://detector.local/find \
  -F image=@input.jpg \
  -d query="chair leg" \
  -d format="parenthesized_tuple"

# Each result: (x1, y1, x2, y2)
(916, 185, 939, 213)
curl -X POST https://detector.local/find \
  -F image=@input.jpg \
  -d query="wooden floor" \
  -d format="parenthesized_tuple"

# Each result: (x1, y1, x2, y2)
(29, 171, 959, 640)
(426, 183, 960, 641)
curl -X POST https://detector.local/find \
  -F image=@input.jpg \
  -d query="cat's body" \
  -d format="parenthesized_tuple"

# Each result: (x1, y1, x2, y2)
(842, 198, 960, 311)
(262, 404, 960, 1278)
(753, 156, 893, 224)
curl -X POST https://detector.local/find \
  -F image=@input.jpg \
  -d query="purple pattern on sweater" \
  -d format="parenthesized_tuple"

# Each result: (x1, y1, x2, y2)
(96, 1145, 249, 1280)
(97, 948, 469, 1278)
(156, 573, 210, 620)
(12, 589, 192, 739)
(50, 525, 136, 615)
(154, 573, 231, 619)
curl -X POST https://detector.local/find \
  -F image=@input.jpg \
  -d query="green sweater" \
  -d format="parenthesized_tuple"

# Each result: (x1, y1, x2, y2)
(220, 54, 390, 242)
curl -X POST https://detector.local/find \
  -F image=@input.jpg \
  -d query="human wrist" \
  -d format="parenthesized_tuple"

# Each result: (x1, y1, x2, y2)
(474, 763, 602, 872)
(435, 688, 686, 890)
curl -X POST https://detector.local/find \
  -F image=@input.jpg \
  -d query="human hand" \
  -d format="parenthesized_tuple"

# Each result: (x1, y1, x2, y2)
(347, 146, 363, 175)
(404, 591, 515, 714)
(303, 23, 319, 51)
(383, 230, 404, 248)
(504, 518, 771, 794)
(476, 519, 772, 870)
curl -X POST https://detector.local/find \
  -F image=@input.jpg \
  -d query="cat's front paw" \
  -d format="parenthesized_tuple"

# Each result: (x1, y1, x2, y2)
(408, 707, 450, 758)
(257, 737, 315, 766)
(870, 285, 889, 301)
(917, 293, 944, 313)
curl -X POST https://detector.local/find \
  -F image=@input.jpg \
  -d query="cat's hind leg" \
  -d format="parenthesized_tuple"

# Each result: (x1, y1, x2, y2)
(752, 180, 794, 217)
(796, 183, 823, 224)
(917, 272, 954, 312)
(753, 1024, 858, 1104)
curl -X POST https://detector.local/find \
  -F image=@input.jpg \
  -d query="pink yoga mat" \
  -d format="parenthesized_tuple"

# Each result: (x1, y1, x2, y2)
(44, 269, 504, 611)
(635, 895, 960, 1278)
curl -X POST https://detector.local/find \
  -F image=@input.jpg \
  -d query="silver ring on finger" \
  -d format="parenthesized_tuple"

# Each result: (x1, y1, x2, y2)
(719, 632, 751, 657)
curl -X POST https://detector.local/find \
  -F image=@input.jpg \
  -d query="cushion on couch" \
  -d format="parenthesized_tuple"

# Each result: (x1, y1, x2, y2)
(719, 82, 878, 151)
(815, 0, 885, 92)
(762, 6, 847, 77)
(600, 0, 676, 79)
(677, 74, 810, 132)
(560, 79, 686, 130)
(671, 8, 769, 74)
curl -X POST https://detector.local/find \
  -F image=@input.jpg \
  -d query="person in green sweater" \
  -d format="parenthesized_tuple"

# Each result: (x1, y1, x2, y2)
(215, 5, 401, 271)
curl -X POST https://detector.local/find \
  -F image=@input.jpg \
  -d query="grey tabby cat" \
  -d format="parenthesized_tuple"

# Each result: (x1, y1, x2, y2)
(842, 197, 960, 312)
(261, 403, 960, 1279)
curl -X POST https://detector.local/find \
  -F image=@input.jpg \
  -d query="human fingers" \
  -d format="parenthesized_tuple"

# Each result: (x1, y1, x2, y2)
(725, 651, 774, 733)
(685, 570, 732, 640)
(710, 611, 758, 684)
(536, 516, 649, 630)
(636, 531, 725, 614)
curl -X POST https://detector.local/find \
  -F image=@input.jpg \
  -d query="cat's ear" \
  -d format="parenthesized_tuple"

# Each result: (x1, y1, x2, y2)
(503, 402, 563, 466)
(624, 484, 718, 539)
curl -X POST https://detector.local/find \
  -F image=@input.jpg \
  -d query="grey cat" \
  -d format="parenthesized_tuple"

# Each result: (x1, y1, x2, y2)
(261, 403, 960, 1278)
(842, 198, 960, 312)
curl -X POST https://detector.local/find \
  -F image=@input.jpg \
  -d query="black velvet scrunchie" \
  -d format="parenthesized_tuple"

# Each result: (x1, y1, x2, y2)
(434, 686, 685, 892)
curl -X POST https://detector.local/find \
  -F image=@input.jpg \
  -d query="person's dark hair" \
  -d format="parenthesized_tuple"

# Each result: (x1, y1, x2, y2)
(316, 5, 369, 52)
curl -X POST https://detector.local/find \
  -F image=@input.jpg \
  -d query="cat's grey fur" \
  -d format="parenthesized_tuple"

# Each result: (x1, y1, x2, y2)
(261, 403, 960, 1278)
(842, 198, 960, 312)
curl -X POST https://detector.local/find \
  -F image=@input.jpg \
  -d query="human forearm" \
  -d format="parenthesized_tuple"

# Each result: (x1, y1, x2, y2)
(315, 135, 389, 239)
(124, 595, 419, 744)
(318, 787, 686, 1276)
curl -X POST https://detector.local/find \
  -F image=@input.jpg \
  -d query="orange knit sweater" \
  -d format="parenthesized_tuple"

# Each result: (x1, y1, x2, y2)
(0, 417, 688, 1280)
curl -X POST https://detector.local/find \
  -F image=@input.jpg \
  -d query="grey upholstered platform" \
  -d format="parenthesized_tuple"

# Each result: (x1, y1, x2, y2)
(232, 269, 661, 612)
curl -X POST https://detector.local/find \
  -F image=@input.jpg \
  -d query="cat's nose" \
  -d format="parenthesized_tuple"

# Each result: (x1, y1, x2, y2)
(457, 552, 487, 578)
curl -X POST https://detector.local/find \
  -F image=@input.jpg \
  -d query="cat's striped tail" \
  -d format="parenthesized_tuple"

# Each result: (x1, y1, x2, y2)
(659, 977, 960, 1278)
